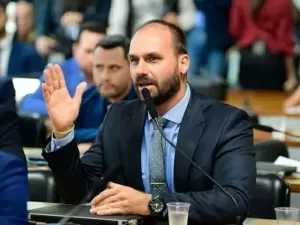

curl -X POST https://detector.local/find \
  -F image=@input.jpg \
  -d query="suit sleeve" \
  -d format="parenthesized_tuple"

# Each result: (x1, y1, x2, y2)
(161, 110, 256, 224)
(0, 107, 26, 163)
(0, 152, 28, 225)
(42, 104, 116, 204)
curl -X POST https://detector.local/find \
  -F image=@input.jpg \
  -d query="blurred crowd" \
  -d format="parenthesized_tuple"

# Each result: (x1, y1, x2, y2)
(2, 0, 300, 146)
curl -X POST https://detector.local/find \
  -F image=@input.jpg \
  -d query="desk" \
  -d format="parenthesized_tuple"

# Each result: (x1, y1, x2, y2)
(226, 90, 289, 116)
(245, 218, 300, 225)
(27, 202, 297, 225)
(226, 90, 300, 147)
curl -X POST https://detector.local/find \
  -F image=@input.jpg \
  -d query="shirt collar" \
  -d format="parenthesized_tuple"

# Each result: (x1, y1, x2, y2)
(147, 84, 191, 124)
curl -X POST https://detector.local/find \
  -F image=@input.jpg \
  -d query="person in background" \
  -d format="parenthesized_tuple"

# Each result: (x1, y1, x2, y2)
(15, 0, 35, 45)
(75, 35, 137, 147)
(186, 0, 232, 78)
(0, 1, 44, 77)
(108, 0, 195, 38)
(19, 21, 106, 144)
(0, 77, 16, 110)
(34, 0, 111, 58)
(230, 0, 298, 91)
(0, 105, 27, 225)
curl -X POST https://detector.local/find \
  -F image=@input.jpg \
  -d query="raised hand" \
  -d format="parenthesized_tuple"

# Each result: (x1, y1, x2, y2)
(42, 64, 87, 138)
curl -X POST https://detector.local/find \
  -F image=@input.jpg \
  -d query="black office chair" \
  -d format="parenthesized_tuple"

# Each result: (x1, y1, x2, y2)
(254, 140, 289, 162)
(28, 168, 59, 203)
(187, 77, 228, 101)
(249, 173, 290, 219)
(19, 113, 47, 147)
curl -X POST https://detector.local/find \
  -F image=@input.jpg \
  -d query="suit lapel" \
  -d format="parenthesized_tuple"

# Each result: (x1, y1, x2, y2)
(174, 91, 206, 192)
(120, 101, 146, 191)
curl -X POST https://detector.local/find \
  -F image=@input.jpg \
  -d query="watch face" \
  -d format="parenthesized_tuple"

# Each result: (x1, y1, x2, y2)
(151, 197, 164, 213)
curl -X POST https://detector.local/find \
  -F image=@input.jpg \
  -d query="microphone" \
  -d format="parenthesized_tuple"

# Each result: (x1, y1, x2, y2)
(58, 163, 123, 225)
(253, 123, 300, 139)
(141, 88, 242, 225)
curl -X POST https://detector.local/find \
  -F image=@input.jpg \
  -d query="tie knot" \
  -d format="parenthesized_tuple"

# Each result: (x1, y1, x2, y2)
(152, 117, 167, 130)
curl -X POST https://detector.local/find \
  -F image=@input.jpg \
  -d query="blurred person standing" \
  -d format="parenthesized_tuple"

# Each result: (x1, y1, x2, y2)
(186, 0, 232, 78)
(230, 0, 298, 91)
(108, 0, 195, 38)
(34, 0, 111, 58)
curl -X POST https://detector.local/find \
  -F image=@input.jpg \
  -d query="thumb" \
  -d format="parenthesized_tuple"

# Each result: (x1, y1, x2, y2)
(74, 82, 87, 104)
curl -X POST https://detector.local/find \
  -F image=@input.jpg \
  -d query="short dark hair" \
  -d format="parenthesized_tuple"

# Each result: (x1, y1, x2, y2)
(76, 21, 106, 43)
(135, 19, 187, 55)
(94, 35, 130, 59)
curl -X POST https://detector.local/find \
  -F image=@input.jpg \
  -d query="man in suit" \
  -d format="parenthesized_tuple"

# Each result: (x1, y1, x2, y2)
(0, 106, 27, 224)
(0, 1, 44, 78)
(41, 20, 256, 224)
(0, 77, 16, 110)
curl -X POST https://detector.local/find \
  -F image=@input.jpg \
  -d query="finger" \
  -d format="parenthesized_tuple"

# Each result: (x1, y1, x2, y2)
(107, 182, 119, 189)
(42, 83, 51, 104)
(48, 64, 60, 90)
(54, 64, 66, 90)
(96, 193, 124, 207)
(96, 208, 125, 216)
(91, 201, 127, 214)
(91, 187, 119, 206)
(74, 82, 87, 104)
(43, 68, 54, 95)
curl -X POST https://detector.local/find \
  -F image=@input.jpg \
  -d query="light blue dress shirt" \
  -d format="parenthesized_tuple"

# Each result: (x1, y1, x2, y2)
(50, 85, 191, 194)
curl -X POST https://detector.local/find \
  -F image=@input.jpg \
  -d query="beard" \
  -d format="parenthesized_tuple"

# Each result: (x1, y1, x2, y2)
(134, 66, 181, 106)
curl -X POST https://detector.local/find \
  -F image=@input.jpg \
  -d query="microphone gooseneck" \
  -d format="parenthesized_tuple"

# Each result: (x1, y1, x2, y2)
(141, 88, 242, 225)
(252, 123, 300, 139)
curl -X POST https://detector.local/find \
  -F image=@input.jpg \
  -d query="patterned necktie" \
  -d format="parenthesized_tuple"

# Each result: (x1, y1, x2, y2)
(150, 117, 169, 194)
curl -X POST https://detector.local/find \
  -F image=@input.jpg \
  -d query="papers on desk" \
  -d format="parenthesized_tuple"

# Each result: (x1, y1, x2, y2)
(274, 156, 300, 172)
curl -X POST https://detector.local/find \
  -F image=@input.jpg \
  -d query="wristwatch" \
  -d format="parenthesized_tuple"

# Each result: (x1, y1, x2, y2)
(148, 195, 166, 217)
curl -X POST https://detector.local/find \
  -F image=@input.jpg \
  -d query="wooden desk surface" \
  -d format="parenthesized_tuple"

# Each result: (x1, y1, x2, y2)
(225, 90, 289, 116)
(27, 202, 298, 225)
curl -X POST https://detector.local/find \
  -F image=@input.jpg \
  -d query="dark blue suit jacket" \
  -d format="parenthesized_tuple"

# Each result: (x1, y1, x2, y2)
(0, 106, 27, 225)
(0, 77, 16, 110)
(0, 151, 28, 225)
(43, 88, 256, 224)
(7, 40, 45, 78)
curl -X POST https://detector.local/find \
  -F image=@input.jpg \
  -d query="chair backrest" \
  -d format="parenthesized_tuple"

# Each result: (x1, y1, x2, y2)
(254, 140, 289, 162)
(19, 113, 47, 147)
(187, 77, 228, 101)
(249, 173, 290, 219)
(28, 168, 59, 203)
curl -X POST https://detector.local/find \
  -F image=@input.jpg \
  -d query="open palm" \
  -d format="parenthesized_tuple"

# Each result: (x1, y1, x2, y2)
(42, 64, 86, 133)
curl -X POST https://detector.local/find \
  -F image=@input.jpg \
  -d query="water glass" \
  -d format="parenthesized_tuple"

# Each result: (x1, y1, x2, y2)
(275, 207, 299, 225)
(167, 202, 190, 225)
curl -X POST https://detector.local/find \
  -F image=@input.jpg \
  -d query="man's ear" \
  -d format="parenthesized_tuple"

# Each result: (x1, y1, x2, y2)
(178, 54, 189, 75)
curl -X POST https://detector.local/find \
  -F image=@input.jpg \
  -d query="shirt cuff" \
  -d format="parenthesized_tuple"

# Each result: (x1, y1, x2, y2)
(47, 130, 75, 152)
